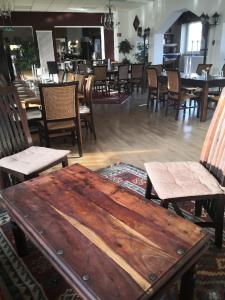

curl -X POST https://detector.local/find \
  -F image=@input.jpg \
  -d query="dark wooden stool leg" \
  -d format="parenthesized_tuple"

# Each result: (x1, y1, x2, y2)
(11, 221, 28, 257)
(62, 157, 68, 168)
(179, 265, 195, 300)
(214, 195, 225, 248)
(145, 176, 152, 200)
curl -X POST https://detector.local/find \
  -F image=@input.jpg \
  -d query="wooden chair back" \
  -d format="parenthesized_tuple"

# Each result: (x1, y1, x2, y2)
(118, 65, 129, 81)
(74, 74, 85, 93)
(93, 66, 107, 81)
(150, 64, 163, 75)
(196, 64, 212, 75)
(131, 64, 144, 79)
(167, 70, 180, 94)
(39, 82, 79, 124)
(0, 86, 32, 158)
(147, 68, 158, 89)
(200, 88, 225, 186)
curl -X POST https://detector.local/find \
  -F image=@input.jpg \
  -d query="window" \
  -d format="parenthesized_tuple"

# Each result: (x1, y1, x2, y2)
(186, 21, 202, 52)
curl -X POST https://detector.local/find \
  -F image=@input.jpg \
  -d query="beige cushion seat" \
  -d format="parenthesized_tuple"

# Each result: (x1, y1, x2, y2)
(0, 146, 70, 176)
(144, 161, 223, 201)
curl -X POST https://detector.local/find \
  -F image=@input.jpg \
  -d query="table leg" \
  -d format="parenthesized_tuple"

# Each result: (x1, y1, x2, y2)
(179, 265, 195, 300)
(200, 82, 208, 122)
(11, 220, 29, 257)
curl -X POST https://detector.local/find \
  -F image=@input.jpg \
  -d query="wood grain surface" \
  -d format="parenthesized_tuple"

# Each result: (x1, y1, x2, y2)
(0, 164, 209, 300)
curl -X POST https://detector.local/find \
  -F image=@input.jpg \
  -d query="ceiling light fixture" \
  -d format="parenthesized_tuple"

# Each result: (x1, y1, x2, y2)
(0, 0, 14, 25)
(101, 0, 119, 31)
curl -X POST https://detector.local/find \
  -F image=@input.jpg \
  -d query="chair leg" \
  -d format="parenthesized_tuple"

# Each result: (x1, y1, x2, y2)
(214, 195, 225, 248)
(75, 121, 83, 157)
(145, 176, 153, 200)
(147, 88, 151, 108)
(175, 102, 180, 121)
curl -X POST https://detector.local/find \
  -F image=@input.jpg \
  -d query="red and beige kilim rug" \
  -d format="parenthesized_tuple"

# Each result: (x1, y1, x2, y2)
(0, 162, 224, 300)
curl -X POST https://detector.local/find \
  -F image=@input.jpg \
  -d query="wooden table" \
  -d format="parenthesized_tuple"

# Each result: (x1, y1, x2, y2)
(0, 164, 209, 300)
(159, 73, 225, 122)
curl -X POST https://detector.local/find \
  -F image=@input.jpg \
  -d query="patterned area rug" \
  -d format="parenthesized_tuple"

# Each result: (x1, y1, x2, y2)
(92, 91, 131, 104)
(0, 162, 224, 300)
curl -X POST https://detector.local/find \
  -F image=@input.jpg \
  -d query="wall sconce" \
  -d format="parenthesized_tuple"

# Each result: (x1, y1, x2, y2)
(200, 12, 220, 64)
(200, 12, 220, 26)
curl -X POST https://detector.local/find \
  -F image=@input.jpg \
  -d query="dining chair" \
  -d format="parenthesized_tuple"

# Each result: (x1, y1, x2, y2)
(93, 65, 107, 94)
(38, 81, 83, 157)
(80, 75, 97, 139)
(74, 73, 85, 94)
(130, 63, 144, 94)
(149, 64, 163, 75)
(0, 86, 70, 189)
(114, 64, 129, 93)
(64, 71, 75, 82)
(145, 87, 225, 247)
(146, 67, 167, 112)
(166, 70, 198, 120)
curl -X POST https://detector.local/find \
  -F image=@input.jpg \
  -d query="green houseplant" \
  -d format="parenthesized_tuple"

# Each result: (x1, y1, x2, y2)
(118, 39, 133, 64)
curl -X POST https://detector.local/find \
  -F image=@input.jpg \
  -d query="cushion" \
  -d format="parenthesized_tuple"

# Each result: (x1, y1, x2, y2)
(144, 161, 223, 200)
(0, 146, 70, 175)
(80, 105, 90, 114)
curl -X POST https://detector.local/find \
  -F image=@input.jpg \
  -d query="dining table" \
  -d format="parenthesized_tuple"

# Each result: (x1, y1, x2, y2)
(0, 164, 210, 300)
(159, 72, 225, 122)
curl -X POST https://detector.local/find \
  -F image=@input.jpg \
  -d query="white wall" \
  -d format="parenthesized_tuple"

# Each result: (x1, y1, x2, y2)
(115, 0, 225, 68)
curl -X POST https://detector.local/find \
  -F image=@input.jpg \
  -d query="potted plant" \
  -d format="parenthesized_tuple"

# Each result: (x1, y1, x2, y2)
(118, 39, 133, 64)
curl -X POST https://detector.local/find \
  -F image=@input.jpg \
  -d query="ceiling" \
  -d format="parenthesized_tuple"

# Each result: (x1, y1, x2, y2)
(13, 0, 151, 12)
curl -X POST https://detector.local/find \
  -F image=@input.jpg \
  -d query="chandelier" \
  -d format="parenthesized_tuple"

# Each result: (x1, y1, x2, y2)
(0, 0, 14, 25)
(101, 0, 119, 31)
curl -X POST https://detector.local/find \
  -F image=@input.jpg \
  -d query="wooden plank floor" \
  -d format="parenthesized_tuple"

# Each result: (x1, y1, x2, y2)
(33, 93, 211, 171)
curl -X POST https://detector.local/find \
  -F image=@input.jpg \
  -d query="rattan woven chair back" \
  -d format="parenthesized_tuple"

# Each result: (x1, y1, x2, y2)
(93, 66, 107, 81)
(196, 64, 212, 75)
(147, 68, 158, 89)
(74, 74, 85, 93)
(0, 86, 32, 158)
(131, 64, 144, 79)
(118, 65, 129, 81)
(0, 74, 8, 87)
(150, 65, 163, 75)
(167, 70, 180, 94)
(200, 88, 225, 186)
(39, 82, 78, 121)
